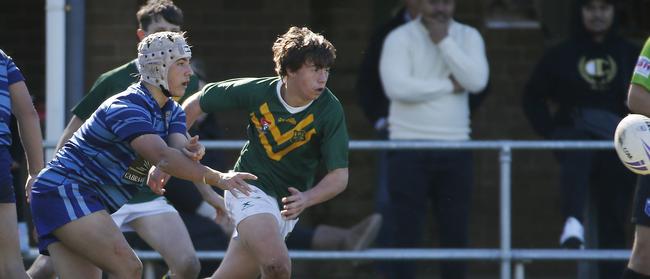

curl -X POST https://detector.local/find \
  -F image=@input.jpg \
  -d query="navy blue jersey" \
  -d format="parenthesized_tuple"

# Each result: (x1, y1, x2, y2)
(34, 82, 186, 210)
(0, 49, 26, 146)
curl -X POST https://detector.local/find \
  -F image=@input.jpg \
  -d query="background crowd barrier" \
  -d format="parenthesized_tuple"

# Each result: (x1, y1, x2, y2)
(31, 140, 628, 279)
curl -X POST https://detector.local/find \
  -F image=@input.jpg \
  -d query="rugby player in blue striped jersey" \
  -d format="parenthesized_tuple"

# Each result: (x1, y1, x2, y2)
(0, 49, 44, 279)
(29, 32, 256, 279)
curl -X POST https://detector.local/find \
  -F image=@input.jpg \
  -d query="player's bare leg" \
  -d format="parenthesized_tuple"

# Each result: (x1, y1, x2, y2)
(26, 255, 56, 279)
(27, 255, 56, 279)
(628, 225, 650, 275)
(48, 242, 101, 279)
(210, 236, 260, 279)
(50, 210, 142, 279)
(212, 213, 290, 279)
(129, 212, 200, 278)
(0, 203, 29, 279)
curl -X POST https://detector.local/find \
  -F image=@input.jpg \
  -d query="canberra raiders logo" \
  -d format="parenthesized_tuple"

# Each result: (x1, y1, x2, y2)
(122, 156, 152, 184)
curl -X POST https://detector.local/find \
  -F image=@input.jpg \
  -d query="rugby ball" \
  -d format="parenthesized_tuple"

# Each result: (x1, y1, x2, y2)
(614, 114, 650, 175)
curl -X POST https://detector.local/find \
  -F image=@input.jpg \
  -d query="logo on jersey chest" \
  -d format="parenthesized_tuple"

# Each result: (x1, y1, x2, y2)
(578, 55, 617, 90)
(258, 117, 271, 134)
(122, 156, 152, 184)
(251, 103, 317, 161)
(292, 130, 306, 142)
(278, 117, 297, 125)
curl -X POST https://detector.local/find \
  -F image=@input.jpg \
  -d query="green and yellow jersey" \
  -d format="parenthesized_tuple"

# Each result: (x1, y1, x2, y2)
(199, 77, 349, 202)
(632, 38, 650, 90)
(72, 59, 199, 119)
(71, 59, 199, 204)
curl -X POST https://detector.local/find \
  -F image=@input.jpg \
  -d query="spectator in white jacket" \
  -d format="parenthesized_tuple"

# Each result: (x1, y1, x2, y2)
(377, 0, 488, 278)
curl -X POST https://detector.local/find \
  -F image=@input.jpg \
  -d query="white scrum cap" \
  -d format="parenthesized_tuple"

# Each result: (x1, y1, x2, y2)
(137, 31, 191, 91)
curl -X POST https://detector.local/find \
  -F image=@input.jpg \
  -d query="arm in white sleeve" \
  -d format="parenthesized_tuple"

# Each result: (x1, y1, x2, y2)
(437, 28, 489, 93)
(379, 31, 454, 103)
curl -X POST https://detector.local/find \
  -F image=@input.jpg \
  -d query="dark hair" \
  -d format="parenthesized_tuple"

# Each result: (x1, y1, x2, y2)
(272, 27, 336, 77)
(136, 0, 184, 31)
(571, 0, 619, 37)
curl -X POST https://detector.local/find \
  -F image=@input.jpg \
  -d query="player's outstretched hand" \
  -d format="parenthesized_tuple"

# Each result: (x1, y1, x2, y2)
(281, 187, 308, 220)
(147, 166, 170, 195)
(210, 171, 257, 198)
(182, 135, 205, 161)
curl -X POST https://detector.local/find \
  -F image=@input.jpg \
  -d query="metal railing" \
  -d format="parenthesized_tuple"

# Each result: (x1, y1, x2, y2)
(34, 140, 628, 279)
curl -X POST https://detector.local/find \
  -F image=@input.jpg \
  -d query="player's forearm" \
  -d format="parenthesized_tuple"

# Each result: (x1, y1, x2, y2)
(303, 168, 348, 208)
(193, 182, 223, 208)
(154, 147, 219, 185)
(9, 81, 44, 174)
(55, 116, 84, 151)
(167, 132, 188, 150)
(17, 114, 44, 175)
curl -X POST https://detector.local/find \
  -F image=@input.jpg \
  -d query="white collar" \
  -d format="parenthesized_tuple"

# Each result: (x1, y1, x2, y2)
(275, 79, 312, 114)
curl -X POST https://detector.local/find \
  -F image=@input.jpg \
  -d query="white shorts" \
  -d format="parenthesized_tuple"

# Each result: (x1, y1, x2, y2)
(225, 185, 297, 239)
(111, 197, 177, 232)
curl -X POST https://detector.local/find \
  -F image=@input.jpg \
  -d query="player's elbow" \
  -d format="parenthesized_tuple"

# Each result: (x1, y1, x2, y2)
(153, 148, 178, 172)
(14, 105, 39, 124)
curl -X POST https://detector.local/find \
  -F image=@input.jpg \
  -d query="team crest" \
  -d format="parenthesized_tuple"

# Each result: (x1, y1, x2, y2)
(292, 129, 306, 142)
(259, 117, 271, 133)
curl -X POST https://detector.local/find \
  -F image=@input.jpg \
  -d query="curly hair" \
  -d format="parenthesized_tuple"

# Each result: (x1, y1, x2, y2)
(272, 27, 336, 77)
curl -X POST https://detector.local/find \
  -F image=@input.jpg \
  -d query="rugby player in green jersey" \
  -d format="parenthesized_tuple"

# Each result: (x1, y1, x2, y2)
(181, 26, 349, 279)
(622, 38, 650, 279)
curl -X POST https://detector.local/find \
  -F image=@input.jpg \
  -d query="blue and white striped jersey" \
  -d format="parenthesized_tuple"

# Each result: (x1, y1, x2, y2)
(0, 49, 26, 146)
(34, 82, 186, 210)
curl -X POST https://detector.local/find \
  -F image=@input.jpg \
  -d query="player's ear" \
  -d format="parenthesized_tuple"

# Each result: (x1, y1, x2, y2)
(137, 29, 146, 41)
(286, 66, 299, 78)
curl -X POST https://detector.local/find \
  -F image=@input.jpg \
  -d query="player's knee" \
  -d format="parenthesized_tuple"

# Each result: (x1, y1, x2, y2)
(112, 254, 142, 278)
(125, 261, 143, 278)
(171, 255, 200, 278)
(260, 258, 291, 279)
(630, 229, 650, 273)
(631, 247, 650, 273)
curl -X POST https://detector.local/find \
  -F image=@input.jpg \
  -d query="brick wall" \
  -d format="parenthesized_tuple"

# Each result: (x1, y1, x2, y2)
(0, 1, 46, 107)
(3, 0, 644, 277)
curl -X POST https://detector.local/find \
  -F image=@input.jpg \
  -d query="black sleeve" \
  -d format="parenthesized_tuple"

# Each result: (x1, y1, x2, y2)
(469, 80, 491, 115)
(356, 16, 404, 126)
(522, 52, 557, 139)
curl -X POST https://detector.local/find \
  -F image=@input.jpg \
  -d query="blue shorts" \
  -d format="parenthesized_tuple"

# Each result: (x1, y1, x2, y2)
(30, 181, 105, 255)
(0, 147, 15, 203)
